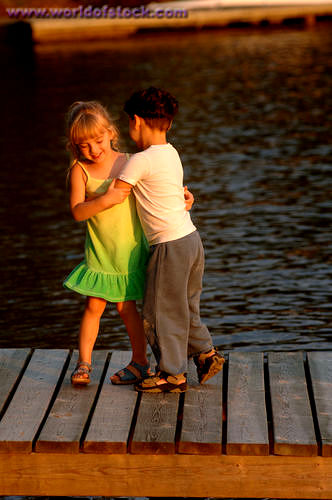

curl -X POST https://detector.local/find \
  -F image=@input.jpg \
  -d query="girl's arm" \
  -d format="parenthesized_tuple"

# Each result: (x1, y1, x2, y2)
(69, 164, 131, 221)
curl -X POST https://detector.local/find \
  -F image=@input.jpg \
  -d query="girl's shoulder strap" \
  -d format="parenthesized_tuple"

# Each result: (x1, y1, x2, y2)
(125, 153, 130, 160)
(75, 160, 90, 179)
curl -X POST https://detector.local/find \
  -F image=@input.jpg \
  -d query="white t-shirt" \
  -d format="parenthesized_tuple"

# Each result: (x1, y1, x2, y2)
(118, 143, 196, 245)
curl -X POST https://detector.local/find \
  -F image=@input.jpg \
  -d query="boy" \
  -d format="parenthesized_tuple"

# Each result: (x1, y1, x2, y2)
(115, 87, 224, 392)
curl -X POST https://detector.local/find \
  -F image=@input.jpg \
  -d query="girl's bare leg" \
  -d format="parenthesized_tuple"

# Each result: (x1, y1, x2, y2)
(110, 301, 148, 385)
(78, 296, 107, 365)
(116, 300, 148, 365)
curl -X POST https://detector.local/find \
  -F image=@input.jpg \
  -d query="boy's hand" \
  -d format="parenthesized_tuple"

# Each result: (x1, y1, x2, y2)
(104, 178, 131, 206)
(184, 186, 194, 211)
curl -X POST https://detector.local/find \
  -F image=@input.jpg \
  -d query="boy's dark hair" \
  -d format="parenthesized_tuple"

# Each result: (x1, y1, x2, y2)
(124, 86, 179, 131)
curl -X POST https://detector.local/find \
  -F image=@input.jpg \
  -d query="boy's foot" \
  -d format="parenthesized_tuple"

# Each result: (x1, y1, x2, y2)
(194, 349, 225, 384)
(110, 361, 152, 385)
(71, 361, 91, 385)
(135, 371, 187, 393)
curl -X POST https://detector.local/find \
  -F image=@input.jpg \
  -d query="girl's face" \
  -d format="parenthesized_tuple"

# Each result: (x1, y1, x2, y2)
(78, 129, 113, 163)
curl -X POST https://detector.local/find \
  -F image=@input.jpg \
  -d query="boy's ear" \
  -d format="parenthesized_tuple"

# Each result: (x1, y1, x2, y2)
(133, 114, 141, 129)
(167, 120, 173, 131)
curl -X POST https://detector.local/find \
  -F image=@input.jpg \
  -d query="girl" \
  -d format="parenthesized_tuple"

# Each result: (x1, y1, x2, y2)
(64, 100, 151, 386)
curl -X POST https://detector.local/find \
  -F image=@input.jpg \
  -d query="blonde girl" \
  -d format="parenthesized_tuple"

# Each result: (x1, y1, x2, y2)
(64, 100, 151, 385)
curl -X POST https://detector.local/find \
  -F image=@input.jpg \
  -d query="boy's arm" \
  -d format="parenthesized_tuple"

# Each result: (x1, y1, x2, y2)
(115, 179, 194, 211)
(114, 178, 195, 211)
(184, 186, 194, 211)
(115, 152, 147, 194)
(70, 164, 131, 221)
(115, 154, 193, 210)
(114, 178, 134, 192)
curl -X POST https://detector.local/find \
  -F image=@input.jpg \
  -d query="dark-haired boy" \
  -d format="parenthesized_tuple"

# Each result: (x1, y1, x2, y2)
(115, 87, 224, 392)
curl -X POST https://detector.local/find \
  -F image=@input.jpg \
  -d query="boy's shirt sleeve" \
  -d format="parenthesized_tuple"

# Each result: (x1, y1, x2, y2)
(118, 152, 150, 186)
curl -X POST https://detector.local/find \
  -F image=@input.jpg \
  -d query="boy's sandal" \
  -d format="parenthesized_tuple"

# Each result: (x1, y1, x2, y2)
(110, 361, 152, 385)
(71, 361, 92, 386)
(135, 371, 187, 393)
(194, 349, 225, 384)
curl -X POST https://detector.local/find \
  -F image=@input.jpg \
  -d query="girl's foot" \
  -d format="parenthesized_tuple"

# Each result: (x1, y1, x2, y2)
(71, 361, 92, 385)
(194, 349, 225, 384)
(135, 371, 187, 393)
(110, 361, 152, 385)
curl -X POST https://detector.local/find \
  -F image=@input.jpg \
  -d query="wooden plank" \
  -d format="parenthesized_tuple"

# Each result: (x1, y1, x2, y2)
(35, 350, 108, 453)
(83, 351, 138, 453)
(131, 390, 180, 454)
(268, 351, 317, 456)
(0, 348, 31, 416)
(178, 358, 223, 454)
(307, 351, 332, 457)
(227, 351, 269, 456)
(0, 349, 69, 453)
(1, 453, 332, 498)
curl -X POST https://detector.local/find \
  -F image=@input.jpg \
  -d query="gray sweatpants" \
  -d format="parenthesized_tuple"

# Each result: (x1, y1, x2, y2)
(142, 230, 213, 375)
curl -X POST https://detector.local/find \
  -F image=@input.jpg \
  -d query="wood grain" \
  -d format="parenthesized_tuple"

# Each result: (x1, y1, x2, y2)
(179, 359, 223, 454)
(1, 453, 332, 498)
(0, 349, 69, 453)
(268, 351, 317, 456)
(227, 351, 269, 455)
(36, 350, 108, 453)
(131, 391, 180, 454)
(0, 348, 31, 416)
(83, 350, 138, 453)
(307, 351, 332, 457)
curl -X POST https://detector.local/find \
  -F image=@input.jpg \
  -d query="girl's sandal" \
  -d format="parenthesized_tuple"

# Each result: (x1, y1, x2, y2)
(71, 361, 92, 386)
(194, 349, 225, 384)
(110, 361, 152, 385)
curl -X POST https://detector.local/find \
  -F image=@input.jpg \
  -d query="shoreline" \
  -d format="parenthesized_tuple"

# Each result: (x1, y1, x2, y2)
(1, 2, 332, 44)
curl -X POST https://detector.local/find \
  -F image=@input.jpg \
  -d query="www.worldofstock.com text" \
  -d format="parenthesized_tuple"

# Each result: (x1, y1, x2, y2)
(6, 4, 189, 19)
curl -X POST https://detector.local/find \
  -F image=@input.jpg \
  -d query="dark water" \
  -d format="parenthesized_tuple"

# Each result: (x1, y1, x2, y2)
(1, 26, 332, 352)
(1, 22, 332, 500)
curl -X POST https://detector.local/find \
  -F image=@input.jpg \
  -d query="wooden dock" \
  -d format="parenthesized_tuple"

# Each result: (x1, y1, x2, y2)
(1, 348, 332, 498)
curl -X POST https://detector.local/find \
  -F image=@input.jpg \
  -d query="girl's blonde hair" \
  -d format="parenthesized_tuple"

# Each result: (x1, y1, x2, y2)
(66, 100, 120, 161)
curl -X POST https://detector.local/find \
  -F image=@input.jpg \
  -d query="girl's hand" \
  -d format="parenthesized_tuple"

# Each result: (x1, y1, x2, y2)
(104, 178, 131, 206)
(184, 186, 194, 211)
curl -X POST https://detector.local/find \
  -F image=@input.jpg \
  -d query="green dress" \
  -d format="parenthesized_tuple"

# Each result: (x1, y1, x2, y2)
(63, 161, 149, 302)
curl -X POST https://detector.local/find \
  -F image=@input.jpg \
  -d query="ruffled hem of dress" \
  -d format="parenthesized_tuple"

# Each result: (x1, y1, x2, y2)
(63, 261, 146, 302)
